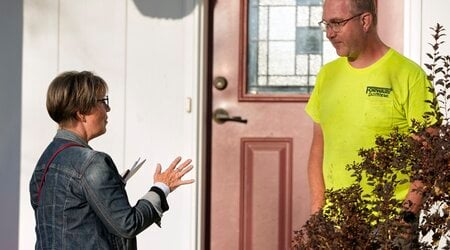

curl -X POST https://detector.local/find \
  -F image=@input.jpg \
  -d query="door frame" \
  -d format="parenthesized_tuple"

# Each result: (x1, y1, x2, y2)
(203, 0, 213, 248)
(403, 0, 422, 63)
(203, 1, 421, 249)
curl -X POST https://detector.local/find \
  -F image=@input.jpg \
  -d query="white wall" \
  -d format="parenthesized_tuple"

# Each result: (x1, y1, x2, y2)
(404, 0, 450, 64)
(19, 0, 205, 249)
(421, 1, 450, 60)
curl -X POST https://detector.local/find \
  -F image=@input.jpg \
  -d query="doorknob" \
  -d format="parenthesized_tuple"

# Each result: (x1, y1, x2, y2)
(213, 108, 247, 124)
(213, 76, 228, 90)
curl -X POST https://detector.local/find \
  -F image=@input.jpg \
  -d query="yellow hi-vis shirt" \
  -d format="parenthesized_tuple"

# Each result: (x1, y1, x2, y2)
(305, 48, 436, 200)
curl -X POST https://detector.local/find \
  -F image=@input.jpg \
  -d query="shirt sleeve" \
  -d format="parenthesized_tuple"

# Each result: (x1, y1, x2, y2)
(406, 69, 438, 127)
(153, 182, 170, 197)
(305, 69, 324, 124)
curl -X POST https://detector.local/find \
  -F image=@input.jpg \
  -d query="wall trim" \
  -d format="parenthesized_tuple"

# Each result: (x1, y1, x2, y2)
(403, 0, 423, 64)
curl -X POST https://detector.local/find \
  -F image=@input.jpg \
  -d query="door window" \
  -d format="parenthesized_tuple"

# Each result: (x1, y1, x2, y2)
(245, 0, 335, 101)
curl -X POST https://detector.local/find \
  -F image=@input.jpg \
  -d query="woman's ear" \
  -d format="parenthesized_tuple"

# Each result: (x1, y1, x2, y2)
(76, 111, 86, 123)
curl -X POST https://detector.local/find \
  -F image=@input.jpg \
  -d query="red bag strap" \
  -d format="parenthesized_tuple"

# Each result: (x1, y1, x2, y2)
(36, 143, 84, 205)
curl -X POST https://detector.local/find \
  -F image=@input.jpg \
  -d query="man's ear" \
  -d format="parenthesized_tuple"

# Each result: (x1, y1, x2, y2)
(76, 111, 86, 123)
(361, 12, 373, 32)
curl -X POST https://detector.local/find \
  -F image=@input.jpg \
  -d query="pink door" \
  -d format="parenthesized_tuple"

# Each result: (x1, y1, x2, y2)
(207, 1, 404, 249)
(209, 0, 318, 249)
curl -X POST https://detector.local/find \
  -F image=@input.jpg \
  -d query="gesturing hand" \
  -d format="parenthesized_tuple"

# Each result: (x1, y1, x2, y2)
(153, 156, 195, 192)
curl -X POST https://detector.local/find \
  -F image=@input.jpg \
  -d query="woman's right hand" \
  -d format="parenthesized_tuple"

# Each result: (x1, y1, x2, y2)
(153, 156, 194, 192)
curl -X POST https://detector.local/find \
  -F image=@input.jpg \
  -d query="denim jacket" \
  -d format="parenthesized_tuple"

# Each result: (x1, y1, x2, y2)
(30, 129, 169, 249)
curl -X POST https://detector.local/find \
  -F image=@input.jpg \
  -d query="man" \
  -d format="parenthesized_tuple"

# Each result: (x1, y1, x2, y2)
(305, 0, 436, 217)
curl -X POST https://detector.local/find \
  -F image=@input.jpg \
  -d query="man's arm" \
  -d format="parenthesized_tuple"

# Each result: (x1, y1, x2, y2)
(308, 123, 325, 214)
(404, 127, 438, 215)
(403, 180, 423, 214)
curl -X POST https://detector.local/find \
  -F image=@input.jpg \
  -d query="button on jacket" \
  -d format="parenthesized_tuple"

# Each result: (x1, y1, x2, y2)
(30, 129, 168, 250)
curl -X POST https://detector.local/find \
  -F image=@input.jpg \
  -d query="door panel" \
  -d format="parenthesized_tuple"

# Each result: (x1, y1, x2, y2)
(210, 1, 313, 249)
(241, 138, 293, 250)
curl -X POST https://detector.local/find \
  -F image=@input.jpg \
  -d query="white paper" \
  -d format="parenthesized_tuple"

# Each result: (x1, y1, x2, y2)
(121, 157, 146, 183)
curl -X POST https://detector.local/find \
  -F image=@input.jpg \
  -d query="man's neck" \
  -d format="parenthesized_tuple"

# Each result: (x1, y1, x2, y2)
(348, 37, 389, 68)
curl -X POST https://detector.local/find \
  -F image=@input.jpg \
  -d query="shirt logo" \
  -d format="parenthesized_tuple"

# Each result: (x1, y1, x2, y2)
(366, 86, 392, 97)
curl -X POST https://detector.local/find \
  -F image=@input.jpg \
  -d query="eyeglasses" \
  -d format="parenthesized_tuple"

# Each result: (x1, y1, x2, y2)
(318, 13, 364, 33)
(97, 96, 109, 107)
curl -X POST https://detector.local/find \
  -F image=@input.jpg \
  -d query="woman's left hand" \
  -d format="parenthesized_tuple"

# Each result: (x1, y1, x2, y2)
(153, 156, 194, 192)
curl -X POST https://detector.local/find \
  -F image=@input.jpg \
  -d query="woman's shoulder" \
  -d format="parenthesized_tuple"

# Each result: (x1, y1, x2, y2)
(81, 149, 120, 180)
(80, 148, 115, 168)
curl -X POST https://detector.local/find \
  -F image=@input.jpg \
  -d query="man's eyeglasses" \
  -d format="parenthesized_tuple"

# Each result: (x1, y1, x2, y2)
(97, 96, 109, 107)
(318, 13, 364, 33)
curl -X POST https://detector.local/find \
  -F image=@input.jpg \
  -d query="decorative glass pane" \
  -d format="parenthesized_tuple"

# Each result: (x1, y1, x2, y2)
(297, 0, 322, 6)
(258, 41, 268, 75)
(296, 7, 310, 26)
(296, 27, 322, 54)
(269, 41, 296, 75)
(269, 7, 296, 40)
(258, 7, 268, 41)
(247, 0, 324, 95)
(260, 0, 296, 6)
(310, 6, 323, 25)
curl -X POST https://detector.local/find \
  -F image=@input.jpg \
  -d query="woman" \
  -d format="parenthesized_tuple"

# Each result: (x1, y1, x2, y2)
(29, 71, 194, 249)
